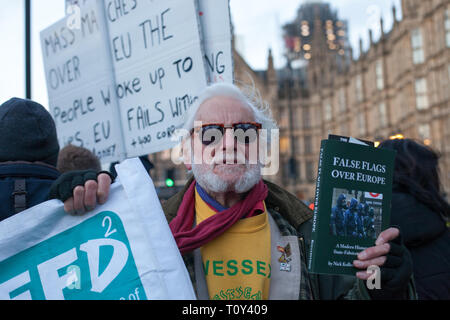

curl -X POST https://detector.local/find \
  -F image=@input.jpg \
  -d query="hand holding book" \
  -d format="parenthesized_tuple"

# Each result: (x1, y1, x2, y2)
(354, 227, 413, 297)
(307, 136, 397, 276)
(308, 135, 414, 297)
(353, 227, 399, 274)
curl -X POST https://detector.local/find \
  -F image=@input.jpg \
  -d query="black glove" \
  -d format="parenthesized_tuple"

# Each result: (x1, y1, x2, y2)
(49, 170, 115, 202)
(369, 229, 414, 299)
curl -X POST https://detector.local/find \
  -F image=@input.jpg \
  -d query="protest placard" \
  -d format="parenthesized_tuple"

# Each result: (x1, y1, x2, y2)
(47, 0, 233, 162)
(105, 0, 207, 156)
(41, 0, 126, 163)
(66, 0, 233, 84)
(0, 158, 195, 300)
(198, 0, 233, 84)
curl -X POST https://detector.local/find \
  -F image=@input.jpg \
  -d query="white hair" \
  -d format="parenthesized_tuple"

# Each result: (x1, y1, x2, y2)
(182, 82, 278, 136)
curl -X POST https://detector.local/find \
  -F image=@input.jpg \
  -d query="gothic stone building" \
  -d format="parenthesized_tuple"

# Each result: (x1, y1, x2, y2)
(150, 0, 450, 202)
(266, 0, 450, 202)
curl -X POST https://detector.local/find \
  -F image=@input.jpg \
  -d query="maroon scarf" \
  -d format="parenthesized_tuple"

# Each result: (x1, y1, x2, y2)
(169, 180, 268, 255)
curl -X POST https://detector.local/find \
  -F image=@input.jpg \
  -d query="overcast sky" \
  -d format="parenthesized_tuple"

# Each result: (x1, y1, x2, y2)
(0, 0, 401, 107)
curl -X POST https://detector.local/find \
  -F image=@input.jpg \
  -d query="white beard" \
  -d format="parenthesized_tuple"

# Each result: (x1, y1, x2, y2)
(192, 162, 261, 194)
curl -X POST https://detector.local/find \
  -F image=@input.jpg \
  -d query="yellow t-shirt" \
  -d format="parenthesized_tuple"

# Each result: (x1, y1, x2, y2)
(195, 189, 271, 300)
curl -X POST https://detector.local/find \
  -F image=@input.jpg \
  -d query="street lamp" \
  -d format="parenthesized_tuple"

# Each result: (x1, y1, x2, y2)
(286, 60, 298, 184)
(25, 0, 31, 99)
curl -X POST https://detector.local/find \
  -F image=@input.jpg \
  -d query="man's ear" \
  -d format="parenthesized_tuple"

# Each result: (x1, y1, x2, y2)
(182, 138, 192, 170)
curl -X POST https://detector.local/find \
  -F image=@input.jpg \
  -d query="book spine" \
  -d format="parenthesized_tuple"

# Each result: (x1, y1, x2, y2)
(308, 141, 325, 271)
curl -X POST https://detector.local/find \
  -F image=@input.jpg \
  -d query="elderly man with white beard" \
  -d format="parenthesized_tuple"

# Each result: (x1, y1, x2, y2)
(52, 83, 415, 300)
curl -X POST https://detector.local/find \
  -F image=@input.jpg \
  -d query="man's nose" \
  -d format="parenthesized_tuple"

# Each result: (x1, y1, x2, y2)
(221, 128, 236, 150)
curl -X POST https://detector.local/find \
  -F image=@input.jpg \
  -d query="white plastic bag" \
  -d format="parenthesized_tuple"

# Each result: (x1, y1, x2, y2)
(0, 158, 195, 300)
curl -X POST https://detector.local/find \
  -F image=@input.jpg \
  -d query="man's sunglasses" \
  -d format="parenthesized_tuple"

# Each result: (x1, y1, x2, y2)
(190, 122, 262, 146)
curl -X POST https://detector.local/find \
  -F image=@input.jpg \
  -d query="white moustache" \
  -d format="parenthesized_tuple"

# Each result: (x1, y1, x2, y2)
(212, 152, 247, 165)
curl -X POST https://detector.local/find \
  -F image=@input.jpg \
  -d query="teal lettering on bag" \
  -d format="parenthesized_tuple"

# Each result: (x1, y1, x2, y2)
(0, 211, 147, 300)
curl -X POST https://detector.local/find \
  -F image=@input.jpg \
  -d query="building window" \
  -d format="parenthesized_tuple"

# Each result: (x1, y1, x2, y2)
(356, 75, 364, 102)
(357, 113, 366, 136)
(282, 161, 290, 183)
(278, 108, 289, 128)
(302, 107, 311, 129)
(418, 123, 431, 144)
(306, 161, 315, 182)
(376, 60, 384, 90)
(339, 88, 346, 112)
(415, 78, 429, 110)
(294, 138, 302, 155)
(445, 9, 450, 47)
(279, 137, 290, 154)
(293, 108, 301, 130)
(324, 102, 332, 121)
(378, 102, 387, 128)
(411, 28, 425, 64)
(304, 135, 312, 155)
(339, 123, 348, 136)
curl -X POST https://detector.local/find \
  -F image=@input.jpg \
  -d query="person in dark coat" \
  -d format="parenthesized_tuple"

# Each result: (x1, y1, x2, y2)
(0, 98, 112, 220)
(356, 203, 366, 238)
(330, 193, 347, 236)
(0, 98, 60, 221)
(379, 138, 450, 299)
(50, 83, 416, 299)
(344, 198, 358, 237)
(364, 206, 376, 239)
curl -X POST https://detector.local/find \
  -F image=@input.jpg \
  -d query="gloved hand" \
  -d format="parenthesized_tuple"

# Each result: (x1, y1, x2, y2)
(378, 232, 413, 292)
(353, 227, 414, 299)
(49, 170, 114, 214)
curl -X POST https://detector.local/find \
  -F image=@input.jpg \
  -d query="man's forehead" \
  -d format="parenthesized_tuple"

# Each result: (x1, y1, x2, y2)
(195, 96, 254, 122)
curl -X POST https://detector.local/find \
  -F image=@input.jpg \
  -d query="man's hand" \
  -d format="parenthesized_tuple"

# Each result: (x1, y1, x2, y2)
(353, 227, 413, 295)
(64, 173, 112, 215)
(353, 227, 398, 277)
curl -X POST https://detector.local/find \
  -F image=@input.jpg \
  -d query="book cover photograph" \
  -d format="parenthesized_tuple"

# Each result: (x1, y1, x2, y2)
(308, 137, 396, 276)
(329, 188, 382, 240)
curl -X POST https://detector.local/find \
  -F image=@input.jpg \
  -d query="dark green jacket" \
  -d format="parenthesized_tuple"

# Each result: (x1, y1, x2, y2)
(162, 178, 416, 300)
